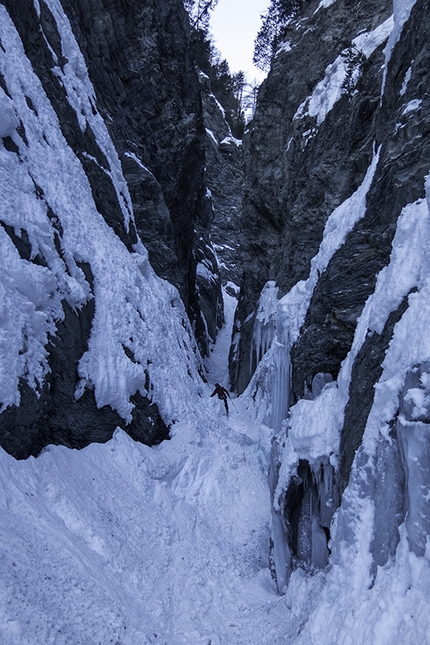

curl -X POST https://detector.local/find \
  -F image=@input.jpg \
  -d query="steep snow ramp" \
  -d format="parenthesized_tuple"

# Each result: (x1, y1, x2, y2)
(0, 393, 277, 645)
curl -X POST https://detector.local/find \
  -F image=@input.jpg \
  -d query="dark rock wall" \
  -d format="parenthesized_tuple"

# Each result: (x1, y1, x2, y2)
(292, 0, 430, 402)
(232, 0, 396, 393)
(57, 0, 218, 350)
(232, 0, 430, 406)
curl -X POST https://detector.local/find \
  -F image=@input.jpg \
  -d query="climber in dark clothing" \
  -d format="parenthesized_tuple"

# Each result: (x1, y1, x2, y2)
(210, 383, 230, 415)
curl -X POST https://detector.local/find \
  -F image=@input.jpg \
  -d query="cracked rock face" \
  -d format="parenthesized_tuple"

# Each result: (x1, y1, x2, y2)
(200, 72, 245, 290)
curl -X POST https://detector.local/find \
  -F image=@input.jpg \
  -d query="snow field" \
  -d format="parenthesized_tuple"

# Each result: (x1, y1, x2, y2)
(0, 399, 283, 645)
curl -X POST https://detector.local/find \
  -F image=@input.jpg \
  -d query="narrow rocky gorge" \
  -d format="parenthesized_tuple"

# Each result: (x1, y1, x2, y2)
(0, 0, 429, 620)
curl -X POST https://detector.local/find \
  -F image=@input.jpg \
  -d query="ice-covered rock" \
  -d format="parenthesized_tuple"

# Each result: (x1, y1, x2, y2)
(0, 0, 211, 457)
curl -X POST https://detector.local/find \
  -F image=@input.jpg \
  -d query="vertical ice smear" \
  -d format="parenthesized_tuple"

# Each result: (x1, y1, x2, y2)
(286, 184, 430, 475)
(44, 0, 134, 231)
(278, 147, 381, 350)
(398, 364, 430, 557)
(382, 0, 418, 97)
(319, 191, 430, 595)
(242, 151, 379, 589)
(291, 179, 430, 643)
(302, 175, 430, 626)
(251, 148, 430, 595)
(259, 170, 430, 635)
(245, 148, 380, 446)
(0, 6, 200, 421)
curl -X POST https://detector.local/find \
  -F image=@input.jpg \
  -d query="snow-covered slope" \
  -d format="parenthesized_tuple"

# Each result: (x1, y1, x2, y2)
(0, 406, 274, 645)
(0, 287, 277, 644)
(1, 281, 428, 645)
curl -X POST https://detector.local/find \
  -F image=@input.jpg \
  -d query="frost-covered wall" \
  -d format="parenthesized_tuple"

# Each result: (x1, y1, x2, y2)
(0, 0, 212, 458)
(235, 0, 430, 592)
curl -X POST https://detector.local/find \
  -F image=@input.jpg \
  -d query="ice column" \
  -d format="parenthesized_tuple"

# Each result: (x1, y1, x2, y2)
(249, 280, 290, 432)
(251, 281, 279, 373)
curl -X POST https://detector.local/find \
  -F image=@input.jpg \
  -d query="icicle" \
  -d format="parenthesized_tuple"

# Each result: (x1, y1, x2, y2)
(250, 281, 279, 374)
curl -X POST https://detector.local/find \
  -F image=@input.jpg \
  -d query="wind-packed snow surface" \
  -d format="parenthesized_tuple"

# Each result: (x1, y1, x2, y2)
(1, 1, 430, 645)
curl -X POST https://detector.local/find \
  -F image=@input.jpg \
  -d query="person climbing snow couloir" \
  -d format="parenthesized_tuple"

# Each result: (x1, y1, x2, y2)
(210, 383, 230, 415)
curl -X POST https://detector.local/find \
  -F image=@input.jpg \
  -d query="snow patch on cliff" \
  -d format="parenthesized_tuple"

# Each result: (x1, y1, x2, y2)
(402, 98, 422, 115)
(242, 149, 380, 447)
(45, 0, 133, 231)
(314, 0, 337, 13)
(382, 0, 418, 96)
(295, 16, 393, 126)
(277, 148, 380, 348)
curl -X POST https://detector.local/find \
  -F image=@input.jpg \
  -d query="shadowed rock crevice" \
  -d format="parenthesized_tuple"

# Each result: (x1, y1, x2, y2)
(279, 459, 337, 574)
(230, 0, 394, 393)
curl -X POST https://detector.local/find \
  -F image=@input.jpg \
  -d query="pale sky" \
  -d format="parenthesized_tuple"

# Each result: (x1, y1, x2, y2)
(209, 0, 269, 83)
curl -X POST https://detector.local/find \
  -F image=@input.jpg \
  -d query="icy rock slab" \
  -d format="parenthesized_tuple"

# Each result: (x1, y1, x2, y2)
(304, 372, 333, 400)
(398, 363, 430, 556)
(0, 89, 17, 137)
(370, 436, 404, 570)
